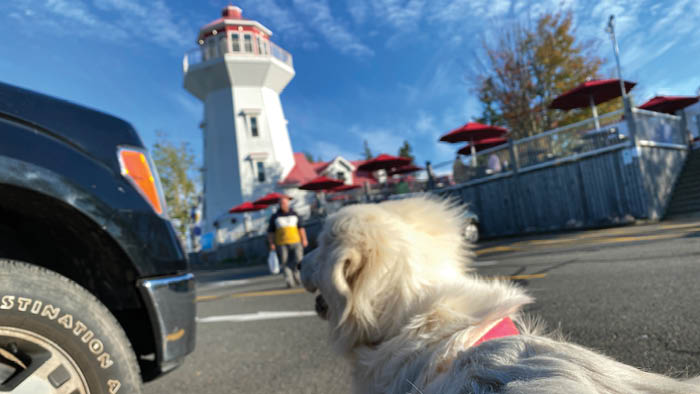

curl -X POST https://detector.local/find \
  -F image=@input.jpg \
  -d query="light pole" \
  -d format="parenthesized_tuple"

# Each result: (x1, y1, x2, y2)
(605, 14, 636, 144)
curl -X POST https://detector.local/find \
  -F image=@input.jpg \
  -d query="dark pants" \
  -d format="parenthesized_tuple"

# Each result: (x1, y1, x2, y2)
(276, 243, 303, 287)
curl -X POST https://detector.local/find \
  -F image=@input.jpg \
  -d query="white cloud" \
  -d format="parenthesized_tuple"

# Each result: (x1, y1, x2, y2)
(347, 0, 369, 25)
(237, 0, 317, 48)
(292, 0, 374, 57)
(5, 0, 193, 48)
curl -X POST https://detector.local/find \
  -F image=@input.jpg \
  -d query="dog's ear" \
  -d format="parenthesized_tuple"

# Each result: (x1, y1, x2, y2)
(331, 246, 364, 293)
(331, 245, 373, 326)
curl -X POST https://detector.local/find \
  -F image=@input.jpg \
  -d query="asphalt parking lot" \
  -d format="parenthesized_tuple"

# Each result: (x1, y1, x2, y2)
(146, 218, 700, 393)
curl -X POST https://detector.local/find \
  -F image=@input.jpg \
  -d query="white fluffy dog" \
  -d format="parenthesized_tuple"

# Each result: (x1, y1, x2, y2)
(300, 196, 700, 394)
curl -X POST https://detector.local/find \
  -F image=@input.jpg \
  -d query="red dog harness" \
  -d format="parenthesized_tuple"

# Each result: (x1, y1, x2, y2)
(472, 317, 519, 347)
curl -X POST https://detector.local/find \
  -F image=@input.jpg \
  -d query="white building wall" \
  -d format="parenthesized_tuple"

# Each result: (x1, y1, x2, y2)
(203, 87, 241, 232)
(261, 87, 296, 179)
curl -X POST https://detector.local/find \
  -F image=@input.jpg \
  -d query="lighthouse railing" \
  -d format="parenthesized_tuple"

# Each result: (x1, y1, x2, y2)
(183, 39, 293, 73)
(268, 41, 294, 68)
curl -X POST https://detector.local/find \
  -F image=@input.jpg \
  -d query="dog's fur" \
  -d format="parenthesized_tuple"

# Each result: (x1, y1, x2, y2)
(301, 196, 700, 394)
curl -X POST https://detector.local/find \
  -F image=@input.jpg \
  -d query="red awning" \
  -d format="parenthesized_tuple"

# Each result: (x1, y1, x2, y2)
(638, 95, 699, 114)
(388, 164, 423, 175)
(457, 137, 509, 155)
(550, 79, 636, 110)
(356, 154, 411, 172)
(228, 201, 268, 213)
(254, 192, 291, 205)
(439, 122, 508, 143)
(299, 176, 345, 191)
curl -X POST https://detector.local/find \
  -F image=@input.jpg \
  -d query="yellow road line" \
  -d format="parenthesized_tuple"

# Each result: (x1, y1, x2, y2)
(488, 273, 547, 281)
(475, 245, 516, 256)
(660, 222, 700, 230)
(230, 288, 307, 299)
(195, 294, 220, 302)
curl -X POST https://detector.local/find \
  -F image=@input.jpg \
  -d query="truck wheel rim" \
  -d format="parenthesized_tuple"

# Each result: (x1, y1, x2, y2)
(0, 326, 90, 394)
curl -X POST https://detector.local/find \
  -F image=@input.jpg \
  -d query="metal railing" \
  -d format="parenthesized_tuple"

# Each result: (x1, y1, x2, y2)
(183, 35, 293, 73)
(516, 109, 627, 170)
(632, 107, 684, 145)
(452, 107, 689, 185)
(457, 110, 627, 182)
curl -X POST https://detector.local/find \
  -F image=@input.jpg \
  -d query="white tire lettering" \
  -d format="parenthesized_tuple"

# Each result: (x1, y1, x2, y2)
(3, 295, 121, 374)
(97, 352, 114, 369)
(57, 313, 73, 329)
(0, 295, 14, 310)
(30, 300, 42, 314)
(81, 330, 94, 343)
(17, 297, 31, 312)
(107, 379, 121, 393)
(73, 321, 87, 336)
(41, 304, 60, 320)
(89, 338, 104, 354)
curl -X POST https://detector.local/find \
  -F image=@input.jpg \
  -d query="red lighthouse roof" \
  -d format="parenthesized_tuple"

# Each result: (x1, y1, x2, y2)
(198, 5, 272, 41)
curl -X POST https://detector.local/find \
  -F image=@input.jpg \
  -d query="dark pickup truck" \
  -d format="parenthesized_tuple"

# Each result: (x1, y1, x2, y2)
(0, 82, 195, 393)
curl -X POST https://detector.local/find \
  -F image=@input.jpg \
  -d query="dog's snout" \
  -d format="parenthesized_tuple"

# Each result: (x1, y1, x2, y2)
(315, 294, 329, 320)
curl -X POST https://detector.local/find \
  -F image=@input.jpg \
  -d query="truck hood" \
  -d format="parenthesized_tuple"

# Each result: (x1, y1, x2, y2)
(0, 82, 144, 173)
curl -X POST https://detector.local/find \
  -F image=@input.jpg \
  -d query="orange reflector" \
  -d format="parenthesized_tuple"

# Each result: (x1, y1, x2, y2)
(118, 149, 163, 215)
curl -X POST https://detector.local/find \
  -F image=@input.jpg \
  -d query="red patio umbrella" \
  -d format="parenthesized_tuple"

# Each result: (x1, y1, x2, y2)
(299, 176, 344, 191)
(457, 137, 508, 155)
(439, 122, 508, 144)
(550, 78, 636, 130)
(638, 95, 699, 114)
(254, 192, 291, 205)
(228, 201, 268, 213)
(388, 164, 423, 175)
(356, 154, 411, 172)
(330, 184, 361, 192)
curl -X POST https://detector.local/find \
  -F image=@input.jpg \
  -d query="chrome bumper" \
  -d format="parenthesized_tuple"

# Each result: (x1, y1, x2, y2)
(137, 272, 196, 374)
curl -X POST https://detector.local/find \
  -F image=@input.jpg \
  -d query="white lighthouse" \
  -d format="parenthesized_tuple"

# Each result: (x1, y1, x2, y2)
(183, 5, 297, 238)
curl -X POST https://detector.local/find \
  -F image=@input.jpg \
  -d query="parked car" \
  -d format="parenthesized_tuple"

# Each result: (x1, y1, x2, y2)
(0, 82, 195, 393)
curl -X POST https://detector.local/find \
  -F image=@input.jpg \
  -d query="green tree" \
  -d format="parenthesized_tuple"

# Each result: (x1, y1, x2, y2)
(474, 10, 620, 139)
(304, 151, 314, 163)
(362, 140, 373, 160)
(398, 140, 414, 162)
(151, 135, 198, 242)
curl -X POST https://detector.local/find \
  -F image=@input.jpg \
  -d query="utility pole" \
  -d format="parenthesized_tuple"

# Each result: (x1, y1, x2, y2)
(606, 15, 637, 145)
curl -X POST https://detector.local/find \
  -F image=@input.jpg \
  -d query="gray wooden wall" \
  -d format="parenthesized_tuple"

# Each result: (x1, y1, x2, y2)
(439, 145, 687, 238)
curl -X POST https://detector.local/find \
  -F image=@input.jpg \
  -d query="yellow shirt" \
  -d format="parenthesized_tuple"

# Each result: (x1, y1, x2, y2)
(269, 211, 301, 245)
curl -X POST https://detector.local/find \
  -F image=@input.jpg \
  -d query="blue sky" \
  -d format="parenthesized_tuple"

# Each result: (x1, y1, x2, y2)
(2, 0, 700, 173)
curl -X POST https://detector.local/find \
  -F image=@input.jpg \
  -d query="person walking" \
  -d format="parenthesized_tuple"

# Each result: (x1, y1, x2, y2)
(267, 196, 308, 288)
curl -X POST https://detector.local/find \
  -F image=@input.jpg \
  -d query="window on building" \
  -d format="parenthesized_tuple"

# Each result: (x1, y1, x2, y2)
(257, 161, 266, 182)
(204, 37, 216, 60)
(250, 116, 259, 137)
(256, 36, 263, 55)
(244, 34, 253, 52)
(336, 171, 346, 182)
(230, 33, 240, 52)
(218, 34, 228, 55)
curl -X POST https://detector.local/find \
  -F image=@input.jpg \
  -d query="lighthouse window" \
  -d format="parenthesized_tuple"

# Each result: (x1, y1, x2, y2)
(257, 162, 266, 182)
(231, 33, 240, 52)
(243, 34, 253, 52)
(256, 36, 263, 55)
(218, 34, 228, 56)
(250, 116, 259, 137)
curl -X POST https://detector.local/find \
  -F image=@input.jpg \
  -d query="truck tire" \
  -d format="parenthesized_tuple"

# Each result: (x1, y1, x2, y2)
(0, 259, 142, 393)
